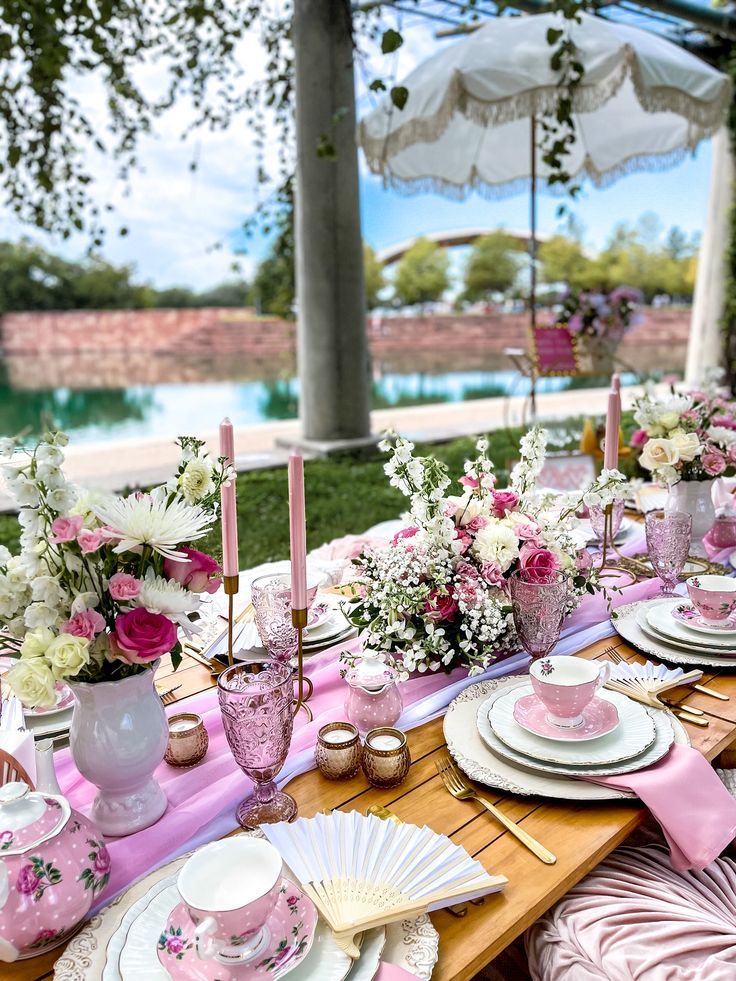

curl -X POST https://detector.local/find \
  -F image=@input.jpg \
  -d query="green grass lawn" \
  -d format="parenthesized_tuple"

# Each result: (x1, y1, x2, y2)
(0, 413, 639, 566)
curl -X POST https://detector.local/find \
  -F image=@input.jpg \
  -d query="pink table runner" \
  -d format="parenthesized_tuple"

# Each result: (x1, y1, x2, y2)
(54, 524, 679, 912)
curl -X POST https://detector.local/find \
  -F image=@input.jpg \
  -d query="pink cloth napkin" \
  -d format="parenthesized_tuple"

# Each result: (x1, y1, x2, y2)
(582, 745, 736, 871)
(374, 966, 421, 981)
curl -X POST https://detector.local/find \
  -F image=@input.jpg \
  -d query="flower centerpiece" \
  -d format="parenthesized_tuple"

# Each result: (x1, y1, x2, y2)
(630, 386, 736, 552)
(344, 429, 627, 678)
(554, 286, 643, 373)
(0, 430, 232, 835)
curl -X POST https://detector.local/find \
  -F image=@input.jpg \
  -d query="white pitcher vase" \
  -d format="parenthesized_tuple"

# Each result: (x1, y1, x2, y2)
(69, 664, 168, 837)
(666, 478, 716, 558)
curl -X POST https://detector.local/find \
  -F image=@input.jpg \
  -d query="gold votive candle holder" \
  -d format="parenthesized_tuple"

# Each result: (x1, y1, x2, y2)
(165, 713, 209, 768)
(362, 727, 410, 788)
(315, 722, 362, 780)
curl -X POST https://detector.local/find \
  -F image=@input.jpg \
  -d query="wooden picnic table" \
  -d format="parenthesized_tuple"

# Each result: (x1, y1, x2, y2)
(10, 625, 736, 981)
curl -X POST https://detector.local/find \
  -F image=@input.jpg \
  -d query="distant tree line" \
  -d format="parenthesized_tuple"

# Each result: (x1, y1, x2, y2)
(0, 212, 698, 318)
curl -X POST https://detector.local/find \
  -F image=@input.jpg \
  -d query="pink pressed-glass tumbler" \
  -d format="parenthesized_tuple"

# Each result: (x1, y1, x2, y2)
(217, 660, 297, 830)
(508, 570, 571, 661)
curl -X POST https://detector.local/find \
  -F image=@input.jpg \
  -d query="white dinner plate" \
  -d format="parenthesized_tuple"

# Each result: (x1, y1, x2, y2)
(478, 687, 673, 778)
(487, 685, 655, 766)
(645, 603, 736, 652)
(613, 599, 736, 669)
(444, 676, 688, 801)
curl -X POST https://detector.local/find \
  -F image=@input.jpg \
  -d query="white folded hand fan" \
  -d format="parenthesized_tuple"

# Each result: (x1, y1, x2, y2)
(606, 659, 702, 702)
(263, 811, 507, 957)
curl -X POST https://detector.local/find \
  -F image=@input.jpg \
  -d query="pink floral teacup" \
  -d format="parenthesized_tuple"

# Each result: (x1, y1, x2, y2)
(687, 575, 736, 626)
(177, 838, 282, 964)
(529, 656, 610, 728)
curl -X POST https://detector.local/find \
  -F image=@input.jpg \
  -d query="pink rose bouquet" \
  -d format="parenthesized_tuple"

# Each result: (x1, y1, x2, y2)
(345, 428, 615, 676)
(0, 432, 233, 708)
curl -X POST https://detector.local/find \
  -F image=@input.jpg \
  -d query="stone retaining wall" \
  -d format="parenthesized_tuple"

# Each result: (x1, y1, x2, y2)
(1, 306, 690, 358)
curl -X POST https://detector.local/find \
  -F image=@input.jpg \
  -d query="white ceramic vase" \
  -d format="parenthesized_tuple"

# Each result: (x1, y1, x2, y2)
(666, 478, 716, 558)
(69, 665, 168, 836)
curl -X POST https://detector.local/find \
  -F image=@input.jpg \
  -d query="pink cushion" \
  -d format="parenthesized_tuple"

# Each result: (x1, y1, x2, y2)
(525, 844, 736, 980)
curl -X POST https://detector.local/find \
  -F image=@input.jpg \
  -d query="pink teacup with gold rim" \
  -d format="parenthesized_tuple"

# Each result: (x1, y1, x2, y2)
(177, 837, 282, 964)
(686, 575, 736, 626)
(529, 656, 610, 729)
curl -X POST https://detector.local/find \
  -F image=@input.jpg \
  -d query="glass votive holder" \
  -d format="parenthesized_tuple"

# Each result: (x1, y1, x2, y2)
(165, 713, 209, 768)
(362, 727, 411, 789)
(315, 722, 362, 780)
(712, 514, 736, 548)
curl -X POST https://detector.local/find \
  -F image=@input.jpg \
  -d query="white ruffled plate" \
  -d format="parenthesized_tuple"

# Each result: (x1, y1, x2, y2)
(646, 602, 736, 652)
(612, 599, 736, 669)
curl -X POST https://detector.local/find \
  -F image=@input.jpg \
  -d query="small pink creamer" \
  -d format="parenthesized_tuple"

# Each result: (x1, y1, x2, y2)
(0, 781, 110, 962)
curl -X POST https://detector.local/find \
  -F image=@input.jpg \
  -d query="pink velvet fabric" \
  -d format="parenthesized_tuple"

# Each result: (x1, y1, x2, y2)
(525, 843, 736, 980)
(582, 745, 736, 872)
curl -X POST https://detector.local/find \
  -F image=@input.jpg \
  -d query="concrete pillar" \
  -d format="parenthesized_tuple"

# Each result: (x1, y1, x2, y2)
(686, 128, 734, 386)
(293, 0, 371, 442)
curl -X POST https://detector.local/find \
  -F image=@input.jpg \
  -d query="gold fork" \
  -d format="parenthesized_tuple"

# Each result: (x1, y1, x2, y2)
(158, 685, 182, 706)
(435, 755, 556, 865)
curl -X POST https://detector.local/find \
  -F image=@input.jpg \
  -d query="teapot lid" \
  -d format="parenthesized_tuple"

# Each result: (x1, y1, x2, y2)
(345, 649, 398, 691)
(0, 782, 70, 855)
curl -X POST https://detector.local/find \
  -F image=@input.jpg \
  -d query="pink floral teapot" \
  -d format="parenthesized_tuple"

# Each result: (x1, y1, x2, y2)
(0, 781, 110, 962)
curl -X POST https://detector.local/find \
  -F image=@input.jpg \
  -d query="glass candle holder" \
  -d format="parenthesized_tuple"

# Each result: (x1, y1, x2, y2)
(315, 722, 362, 780)
(362, 727, 411, 789)
(165, 713, 209, 768)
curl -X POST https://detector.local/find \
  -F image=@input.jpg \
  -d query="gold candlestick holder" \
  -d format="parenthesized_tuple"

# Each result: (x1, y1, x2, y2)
(291, 607, 313, 721)
(597, 503, 641, 584)
(223, 574, 239, 667)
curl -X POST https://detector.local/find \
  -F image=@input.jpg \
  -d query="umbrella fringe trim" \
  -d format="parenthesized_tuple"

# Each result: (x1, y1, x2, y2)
(359, 44, 731, 169)
(374, 144, 701, 201)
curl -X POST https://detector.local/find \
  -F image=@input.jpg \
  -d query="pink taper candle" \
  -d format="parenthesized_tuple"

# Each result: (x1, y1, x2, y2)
(219, 418, 239, 579)
(612, 372, 621, 394)
(604, 379, 621, 471)
(288, 452, 308, 610)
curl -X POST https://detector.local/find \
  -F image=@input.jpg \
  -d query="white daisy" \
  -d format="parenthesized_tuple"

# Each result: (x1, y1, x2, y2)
(95, 492, 214, 560)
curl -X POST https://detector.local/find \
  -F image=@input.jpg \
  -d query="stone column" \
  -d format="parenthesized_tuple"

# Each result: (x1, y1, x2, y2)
(293, 0, 371, 443)
(686, 128, 734, 386)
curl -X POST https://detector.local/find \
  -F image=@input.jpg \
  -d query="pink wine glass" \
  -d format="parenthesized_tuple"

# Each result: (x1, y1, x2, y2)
(645, 510, 692, 596)
(509, 570, 572, 661)
(217, 660, 297, 830)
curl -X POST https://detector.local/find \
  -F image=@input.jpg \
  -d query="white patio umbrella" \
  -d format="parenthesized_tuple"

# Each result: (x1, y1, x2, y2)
(358, 12, 731, 323)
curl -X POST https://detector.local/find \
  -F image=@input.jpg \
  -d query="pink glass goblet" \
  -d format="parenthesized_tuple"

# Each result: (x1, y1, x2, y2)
(217, 660, 297, 830)
(645, 510, 692, 596)
(251, 574, 298, 662)
(508, 570, 572, 662)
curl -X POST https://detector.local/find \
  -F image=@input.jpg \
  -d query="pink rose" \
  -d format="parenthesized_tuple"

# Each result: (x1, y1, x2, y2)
(163, 547, 222, 595)
(491, 490, 519, 517)
(466, 515, 489, 532)
(166, 936, 184, 954)
(391, 526, 419, 545)
(518, 544, 561, 583)
(424, 587, 458, 622)
(513, 516, 543, 543)
(60, 609, 106, 641)
(630, 429, 649, 449)
(112, 609, 177, 664)
(480, 561, 506, 588)
(109, 572, 141, 601)
(93, 845, 111, 874)
(77, 529, 105, 553)
(702, 449, 727, 477)
(16, 864, 40, 895)
(49, 515, 83, 544)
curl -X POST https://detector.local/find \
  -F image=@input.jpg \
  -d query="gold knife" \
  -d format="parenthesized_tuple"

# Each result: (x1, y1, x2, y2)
(692, 683, 729, 701)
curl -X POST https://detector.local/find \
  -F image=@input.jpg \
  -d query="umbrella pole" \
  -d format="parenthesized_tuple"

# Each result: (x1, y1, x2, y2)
(529, 113, 537, 421)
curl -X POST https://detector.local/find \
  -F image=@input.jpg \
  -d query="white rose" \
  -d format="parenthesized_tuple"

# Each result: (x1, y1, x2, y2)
(178, 458, 214, 504)
(658, 412, 680, 431)
(45, 634, 90, 680)
(24, 602, 59, 629)
(6, 657, 57, 709)
(472, 520, 520, 572)
(671, 432, 702, 462)
(639, 438, 680, 473)
(446, 494, 487, 527)
(20, 627, 55, 659)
